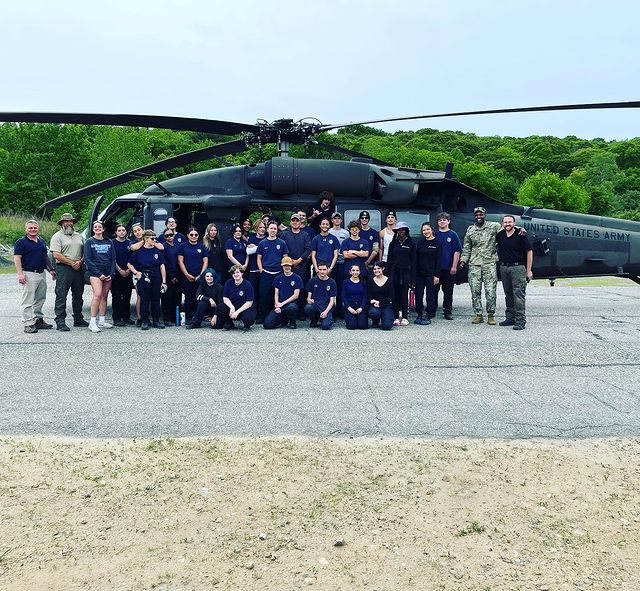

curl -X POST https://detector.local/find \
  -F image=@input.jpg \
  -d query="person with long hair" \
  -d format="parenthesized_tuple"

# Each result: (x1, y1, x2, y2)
(414, 222, 441, 325)
(185, 268, 222, 329)
(225, 223, 248, 272)
(203, 223, 225, 280)
(367, 261, 394, 330)
(128, 230, 167, 330)
(342, 263, 368, 329)
(246, 218, 267, 305)
(111, 224, 134, 326)
(84, 220, 116, 333)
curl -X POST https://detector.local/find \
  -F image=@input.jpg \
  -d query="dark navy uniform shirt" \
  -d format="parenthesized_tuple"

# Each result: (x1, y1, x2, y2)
(14, 236, 48, 272)
(306, 276, 338, 310)
(257, 237, 288, 272)
(311, 234, 339, 266)
(177, 241, 207, 275)
(224, 237, 247, 266)
(129, 247, 165, 274)
(273, 272, 303, 302)
(223, 278, 255, 309)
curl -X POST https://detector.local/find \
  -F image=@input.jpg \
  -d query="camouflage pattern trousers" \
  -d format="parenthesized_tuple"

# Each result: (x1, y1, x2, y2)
(468, 263, 498, 314)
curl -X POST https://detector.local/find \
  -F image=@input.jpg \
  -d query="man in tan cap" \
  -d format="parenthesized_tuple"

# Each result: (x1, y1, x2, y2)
(49, 213, 88, 331)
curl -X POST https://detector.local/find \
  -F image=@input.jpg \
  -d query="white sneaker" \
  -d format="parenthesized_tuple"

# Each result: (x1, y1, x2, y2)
(393, 318, 401, 326)
(400, 318, 409, 326)
(88, 322, 101, 333)
(98, 320, 113, 329)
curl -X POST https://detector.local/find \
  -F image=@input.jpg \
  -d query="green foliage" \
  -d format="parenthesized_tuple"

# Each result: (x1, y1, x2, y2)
(0, 213, 58, 245)
(516, 170, 591, 213)
(0, 121, 639, 219)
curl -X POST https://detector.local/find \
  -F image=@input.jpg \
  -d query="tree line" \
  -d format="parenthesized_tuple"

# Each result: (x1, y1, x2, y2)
(1, 122, 639, 222)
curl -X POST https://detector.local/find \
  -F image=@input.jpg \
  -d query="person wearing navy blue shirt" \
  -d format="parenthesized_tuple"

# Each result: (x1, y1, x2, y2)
(84, 220, 116, 333)
(304, 261, 337, 330)
(341, 221, 371, 278)
(128, 230, 167, 330)
(160, 228, 182, 326)
(246, 219, 267, 309)
(111, 224, 134, 326)
(357, 211, 379, 268)
(414, 222, 442, 325)
(342, 264, 368, 329)
(281, 213, 311, 320)
(435, 212, 462, 320)
(256, 221, 289, 322)
(13, 219, 56, 333)
(216, 265, 256, 331)
(263, 256, 303, 330)
(157, 216, 187, 246)
(225, 224, 248, 271)
(311, 218, 339, 275)
(367, 261, 394, 330)
(186, 269, 222, 329)
(177, 227, 208, 324)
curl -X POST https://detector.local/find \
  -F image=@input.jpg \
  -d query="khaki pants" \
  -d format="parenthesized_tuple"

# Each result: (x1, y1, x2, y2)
(21, 271, 47, 325)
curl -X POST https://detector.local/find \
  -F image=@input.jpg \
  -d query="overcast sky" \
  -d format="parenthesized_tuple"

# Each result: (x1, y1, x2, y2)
(1, 0, 639, 140)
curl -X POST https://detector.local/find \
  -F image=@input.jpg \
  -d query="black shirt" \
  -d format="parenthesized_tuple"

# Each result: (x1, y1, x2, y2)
(496, 230, 532, 264)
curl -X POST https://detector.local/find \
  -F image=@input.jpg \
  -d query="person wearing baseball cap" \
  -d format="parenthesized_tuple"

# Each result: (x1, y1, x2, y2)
(49, 212, 88, 331)
(263, 255, 303, 329)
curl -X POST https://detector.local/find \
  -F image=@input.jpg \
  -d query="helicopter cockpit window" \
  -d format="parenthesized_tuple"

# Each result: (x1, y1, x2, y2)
(99, 202, 143, 237)
(390, 211, 431, 236)
(344, 210, 381, 230)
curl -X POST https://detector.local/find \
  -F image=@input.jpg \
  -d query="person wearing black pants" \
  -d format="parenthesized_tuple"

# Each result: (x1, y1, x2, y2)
(216, 265, 256, 331)
(161, 229, 183, 325)
(367, 262, 394, 330)
(186, 269, 222, 329)
(127, 230, 167, 330)
(386, 222, 415, 326)
(177, 227, 208, 324)
(435, 212, 462, 320)
(414, 223, 442, 325)
(111, 224, 134, 326)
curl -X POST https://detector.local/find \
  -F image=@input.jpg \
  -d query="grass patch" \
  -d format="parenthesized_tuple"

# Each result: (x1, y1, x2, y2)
(0, 214, 59, 245)
(456, 520, 486, 537)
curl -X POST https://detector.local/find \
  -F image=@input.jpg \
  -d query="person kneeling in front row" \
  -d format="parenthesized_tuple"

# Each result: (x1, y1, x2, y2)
(263, 256, 303, 330)
(186, 268, 221, 329)
(304, 260, 337, 330)
(216, 264, 256, 331)
(368, 261, 394, 330)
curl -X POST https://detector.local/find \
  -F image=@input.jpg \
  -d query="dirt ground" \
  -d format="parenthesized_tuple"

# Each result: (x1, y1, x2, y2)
(0, 437, 638, 591)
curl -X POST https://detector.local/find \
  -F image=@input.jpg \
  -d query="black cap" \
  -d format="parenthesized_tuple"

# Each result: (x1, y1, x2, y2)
(359, 210, 370, 219)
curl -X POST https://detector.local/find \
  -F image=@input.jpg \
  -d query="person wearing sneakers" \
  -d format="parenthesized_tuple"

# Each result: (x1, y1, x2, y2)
(49, 213, 89, 331)
(216, 265, 256, 331)
(263, 256, 303, 329)
(460, 207, 526, 325)
(13, 219, 56, 333)
(496, 215, 533, 331)
(305, 260, 337, 330)
(386, 221, 415, 326)
(84, 220, 116, 333)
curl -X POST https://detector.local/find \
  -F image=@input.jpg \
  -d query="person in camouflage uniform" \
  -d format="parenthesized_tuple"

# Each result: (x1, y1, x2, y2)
(459, 207, 503, 325)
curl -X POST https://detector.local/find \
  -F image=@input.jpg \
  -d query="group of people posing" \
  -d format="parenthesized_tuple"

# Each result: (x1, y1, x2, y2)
(14, 192, 534, 333)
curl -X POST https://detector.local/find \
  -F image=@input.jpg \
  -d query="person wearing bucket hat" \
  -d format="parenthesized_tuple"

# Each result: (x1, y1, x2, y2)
(460, 207, 526, 325)
(387, 221, 415, 326)
(49, 212, 88, 331)
(263, 255, 303, 329)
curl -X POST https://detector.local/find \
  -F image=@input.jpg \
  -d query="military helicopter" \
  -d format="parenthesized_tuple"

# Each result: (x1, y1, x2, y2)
(2, 100, 640, 284)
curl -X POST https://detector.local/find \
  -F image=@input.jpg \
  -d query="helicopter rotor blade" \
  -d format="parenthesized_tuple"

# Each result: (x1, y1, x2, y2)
(313, 141, 392, 166)
(0, 112, 259, 136)
(321, 100, 640, 131)
(40, 138, 249, 209)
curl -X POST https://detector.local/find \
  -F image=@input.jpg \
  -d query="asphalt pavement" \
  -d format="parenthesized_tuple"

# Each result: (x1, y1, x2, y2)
(1, 273, 639, 439)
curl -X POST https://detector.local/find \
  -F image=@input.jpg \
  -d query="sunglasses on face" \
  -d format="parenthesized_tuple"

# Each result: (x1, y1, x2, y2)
(164, 233, 174, 237)
(360, 216, 369, 220)
(189, 233, 198, 237)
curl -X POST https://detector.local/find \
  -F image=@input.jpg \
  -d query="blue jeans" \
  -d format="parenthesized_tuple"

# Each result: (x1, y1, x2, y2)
(263, 302, 298, 329)
(344, 309, 368, 329)
(304, 303, 334, 330)
(368, 303, 394, 330)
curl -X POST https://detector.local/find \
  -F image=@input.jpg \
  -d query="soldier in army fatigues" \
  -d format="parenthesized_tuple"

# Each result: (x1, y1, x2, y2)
(459, 207, 503, 325)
